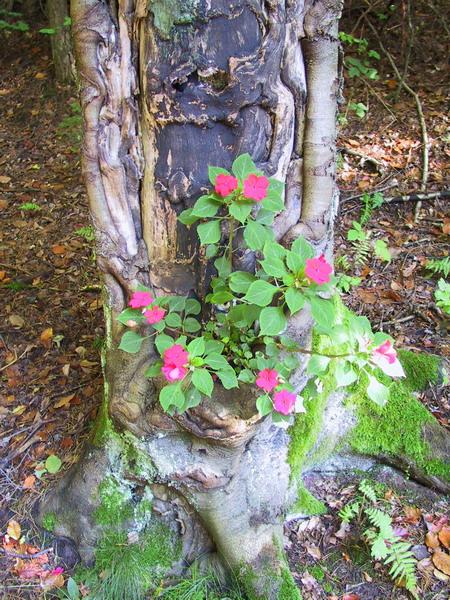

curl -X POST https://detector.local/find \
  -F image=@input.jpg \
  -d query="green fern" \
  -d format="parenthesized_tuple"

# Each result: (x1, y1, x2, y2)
(358, 480, 378, 504)
(339, 501, 360, 522)
(426, 256, 450, 278)
(353, 237, 371, 267)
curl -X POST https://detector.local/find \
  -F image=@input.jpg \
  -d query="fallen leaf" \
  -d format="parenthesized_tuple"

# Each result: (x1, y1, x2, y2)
(54, 394, 74, 409)
(40, 328, 53, 346)
(404, 506, 421, 524)
(425, 532, 440, 549)
(35, 72, 47, 80)
(51, 245, 66, 255)
(432, 550, 450, 576)
(343, 594, 360, 600)
(7, 519, 21, 540)
(9, 314, 25, 328)
(23, 475, 36, 489)
(305, 543, 322, 560)
(0, 175, 11, 184)
(438, 526, 450, 549)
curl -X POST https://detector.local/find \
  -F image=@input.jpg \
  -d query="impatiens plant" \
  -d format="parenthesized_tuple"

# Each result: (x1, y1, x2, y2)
(117, 154, 405, 421)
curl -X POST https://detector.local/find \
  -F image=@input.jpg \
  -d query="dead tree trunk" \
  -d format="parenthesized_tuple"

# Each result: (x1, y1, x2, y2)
(40, 1, 449, 598)
(46, 0, 73, 84)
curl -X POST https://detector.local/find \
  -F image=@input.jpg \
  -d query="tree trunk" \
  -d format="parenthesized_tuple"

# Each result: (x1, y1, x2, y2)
(46, 0, 73, 84)
(39, 1, 450, 598)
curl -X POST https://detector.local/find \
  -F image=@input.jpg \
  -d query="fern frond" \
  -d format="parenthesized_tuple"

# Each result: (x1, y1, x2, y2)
(352, 238, 371, 267)
(358, 480, 377, 504)
(426, 256, 450, 278)
(384, 541, 418, 596)
(365, 507, 393, 539)
(339, 501, 360, 523)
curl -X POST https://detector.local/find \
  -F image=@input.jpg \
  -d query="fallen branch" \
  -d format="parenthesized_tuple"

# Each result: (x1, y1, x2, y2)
(338, 146, 384, 169)
(0, 547, 53, 559)
(343, 189, 450, 204)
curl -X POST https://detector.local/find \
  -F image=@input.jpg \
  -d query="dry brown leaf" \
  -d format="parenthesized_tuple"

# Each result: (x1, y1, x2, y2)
(51, 245, 66, 255)
(7, 519, 21, 540)
(438, 526, 450, 549)
(54, 394, 75, 409)
(432, 550, 450, 576)
(34, 72, 47, 80)
(40, 328, 53, 346)
(9, 314, 25, 328)
(0, 175, 11, 184)
(404, 506, 421, 524)
(23, 475, 36, 489)
(425, 532, 440, 549)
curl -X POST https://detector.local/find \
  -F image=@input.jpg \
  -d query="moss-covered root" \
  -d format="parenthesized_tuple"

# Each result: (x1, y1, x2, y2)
(350, 351, 450, 494)
(239, 543, 302, 600)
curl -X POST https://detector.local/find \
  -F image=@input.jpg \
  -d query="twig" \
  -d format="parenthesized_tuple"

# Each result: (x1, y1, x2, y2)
(0, 547, 53, 559)
(342, 189, 449, 205)
(338, 146, 384, 169)
(0, 346, 31, 372)
(364, 14, 430, 219)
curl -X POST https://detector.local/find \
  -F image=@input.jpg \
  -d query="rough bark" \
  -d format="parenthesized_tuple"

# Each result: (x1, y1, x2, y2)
(46, 0, 74, 83)
(39, 1, 449, 598)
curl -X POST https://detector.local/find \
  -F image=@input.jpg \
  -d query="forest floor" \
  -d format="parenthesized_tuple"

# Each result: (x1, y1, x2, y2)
(0, 4, 449, 599)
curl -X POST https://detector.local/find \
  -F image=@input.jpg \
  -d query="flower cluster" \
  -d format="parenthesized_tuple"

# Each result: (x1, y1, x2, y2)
(128, 291, 166, 325)
(118, 153, 406, 419)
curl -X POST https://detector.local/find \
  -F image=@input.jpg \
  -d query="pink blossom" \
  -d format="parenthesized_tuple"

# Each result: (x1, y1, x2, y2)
(215, 173, 238, 197)
(129, 290, 153, 309)
(50, 567, 64, 576)
(256, 369, 279, 392)
(242, 174, 270, 202)
(371, 340, 405, 378)
(273, 389, 297, 415)
(144, 306, 166, 325)
(162, 344, 189, 382)
(304, 255, 333, 285)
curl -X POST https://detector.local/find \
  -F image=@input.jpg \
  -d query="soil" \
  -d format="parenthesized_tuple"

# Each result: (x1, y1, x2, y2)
(0, 3, 449, 599)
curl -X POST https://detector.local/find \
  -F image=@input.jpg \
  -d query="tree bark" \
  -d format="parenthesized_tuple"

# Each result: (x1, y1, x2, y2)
(39, 1, 449, 598)
(46, 0, 74, 84)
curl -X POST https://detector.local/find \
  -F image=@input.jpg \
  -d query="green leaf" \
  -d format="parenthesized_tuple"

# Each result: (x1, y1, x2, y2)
(168, 296, 186, 311)
(208, 165, 230, 186)
(255, 208, 275, 225)
(39, 27, 56, 34)
(308, 296, 336, 331)
(260, 255, 287, 278)
(228, 304, 261, 327)
(374, 239, 391, 262)
(285, 288, 305, 314)
(256, 394, 273, 416)
(178, 208, 199, 225)
(263, 241, 286, 259)
(185, 298, 201, 315)
(160, 384, 185, 411)
(229, 201, 253, 224)
(238, 369, 255, 384)
(307, 354, 330, 375)
(119, 330, 145, 353)
(367, 375, 389, 407)
(286, 249, 304, 273)
(187, 337, 205, 357)
(261, 191, 284, 213)
(155, 333, 174, 355)
(335, 362, 358, 387)
(67, 577, 80, 600)
(191, 195, 221, 218)
(183, 386, 202, 410)
(192, 368, 214, 397)
(204, 340, 224, 354)
(144, 362, 162, 378)
(117, 308, 144, 325)
(165, 312, 182, 328)
(229, 271, 256, 294)
(244, 280, 279, 307)
(259, 306, 287, 335)
(205, 244, 218, 258)
(243, 221, 274, 251)
(184, 317, 201, 333)
(291, 236, 314, 262)
(216, 367, 239, 389)
(197, 220, 221, 245)
(204, 352, 229, 370)
(209, 291, 234, 304)
(231, 153, 257, 181)
(45, 455, 62, 474)
(214, 255, 231, 279)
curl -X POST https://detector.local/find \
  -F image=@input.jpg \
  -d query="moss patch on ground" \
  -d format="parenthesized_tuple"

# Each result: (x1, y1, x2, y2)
(290, 483, 327, 516)
(42, 512, 57, 532)
(349, 351, 449, 483)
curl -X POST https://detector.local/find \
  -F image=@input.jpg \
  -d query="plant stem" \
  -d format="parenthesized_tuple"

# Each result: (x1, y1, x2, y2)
(228, 216, 235, 269)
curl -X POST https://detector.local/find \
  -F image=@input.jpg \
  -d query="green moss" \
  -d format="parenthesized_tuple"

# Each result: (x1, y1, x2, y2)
(279, 562, 302, 600)
(91, 398, 114, 447)
(95, 477, 133, 526)
(290, 484, 327, 516)
(42, 512, 57, 532)
(149, 0, 198, 39)
(309, 565, 325, 581)
(397, 350, 439, 391)
(349, 369, 450, 483)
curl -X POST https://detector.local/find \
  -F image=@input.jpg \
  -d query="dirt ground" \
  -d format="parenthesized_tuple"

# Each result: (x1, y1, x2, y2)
(0, 3, 449, 599)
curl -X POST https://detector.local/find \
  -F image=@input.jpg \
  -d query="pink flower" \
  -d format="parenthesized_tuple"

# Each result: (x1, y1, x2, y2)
(215, 173, 238, 197)
(129, 290, 153, 308)
(144, 306, 166, 325)
(273, 389, 297, 415)
(371, 340, 405, 378)
(50, 567, 64, 576)
(162, 344, 189, 382)
(243, 174, 270, 202)
(304, 255, 333, 285)
(256, 369, 279, 392)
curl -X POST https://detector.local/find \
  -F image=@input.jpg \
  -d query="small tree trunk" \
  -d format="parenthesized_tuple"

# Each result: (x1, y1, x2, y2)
(46, 0, 73, 84)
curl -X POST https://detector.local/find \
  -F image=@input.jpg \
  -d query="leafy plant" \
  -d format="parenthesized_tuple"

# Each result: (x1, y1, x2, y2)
(0, 9, 29, 31)
(360, 191, 384, 226)
(20, 202, 41, 211)
(339, 32, 380, 81)
(57, 101, 82, 149)
(348, 102, 368, 119)
(116, 154, 406, 417)
(39, 16, 71, 35)
(35, 454, 62, 478)
(426, 256, 450, 278)
(74, 225, 95, 241)
(434, 278, 450, 315)
(339, 480, 418, 597)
